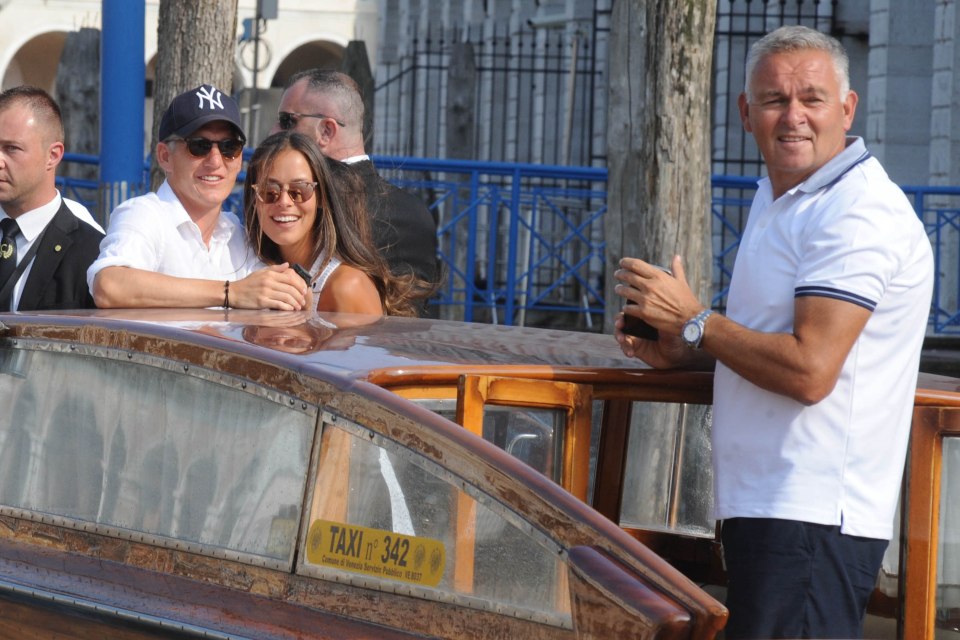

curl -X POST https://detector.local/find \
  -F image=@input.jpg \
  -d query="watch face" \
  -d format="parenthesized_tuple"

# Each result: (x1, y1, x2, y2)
(682, 321, 701, 344)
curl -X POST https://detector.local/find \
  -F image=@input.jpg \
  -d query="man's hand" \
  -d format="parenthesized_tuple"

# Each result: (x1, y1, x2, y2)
(613, 256, 873, 403)
(230, 263, 310, 310)
(613, 310, 690, 369)
(614, 256, 704, 332)
(613, 255, 709, 369)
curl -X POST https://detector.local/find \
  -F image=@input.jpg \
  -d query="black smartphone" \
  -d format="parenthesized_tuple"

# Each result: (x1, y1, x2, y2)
(620, 265, 672, 340)
(621, 301, 660, 340)
(293, 264, 311, 285)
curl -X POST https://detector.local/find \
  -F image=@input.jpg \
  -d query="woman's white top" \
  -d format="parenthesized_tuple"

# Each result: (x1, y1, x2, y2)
(309, 254, 342, 296)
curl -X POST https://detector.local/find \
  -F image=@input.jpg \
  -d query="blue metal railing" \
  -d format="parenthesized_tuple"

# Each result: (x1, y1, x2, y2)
(709, 176, 960, 334)
(908, 185, 960, 333)
(57, 153, 960, 333)
(56, 153, 100, 209)
(372, 156, 607, 325)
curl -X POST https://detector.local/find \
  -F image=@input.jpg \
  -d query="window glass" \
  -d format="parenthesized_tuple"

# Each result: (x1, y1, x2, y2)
(481, 405, 564, 482)
(412, 398, 457, 423)
(877, 501, 901, 608)
(412, 399, 566, 483)
(938, 437, 960, 636)
(588, 399, 604, 503)
(306, 422, 570, 627)
(619, 402, 714, 536)
(0, 346, 314, 564)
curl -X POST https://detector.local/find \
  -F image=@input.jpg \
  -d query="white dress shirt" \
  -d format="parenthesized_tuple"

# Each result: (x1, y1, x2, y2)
(87, 181, 262, 293)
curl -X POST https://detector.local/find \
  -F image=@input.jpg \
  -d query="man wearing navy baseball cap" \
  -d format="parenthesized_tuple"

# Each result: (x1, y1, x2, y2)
(88, 84, 309, 310)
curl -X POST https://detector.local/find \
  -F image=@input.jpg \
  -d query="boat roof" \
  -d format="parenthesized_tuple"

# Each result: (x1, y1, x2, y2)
(5, 308, 959, 401)
(4, 308, 636, 372)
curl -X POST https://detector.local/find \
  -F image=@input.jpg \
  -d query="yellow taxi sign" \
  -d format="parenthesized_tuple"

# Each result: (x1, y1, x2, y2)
(306, 519, 445, 588)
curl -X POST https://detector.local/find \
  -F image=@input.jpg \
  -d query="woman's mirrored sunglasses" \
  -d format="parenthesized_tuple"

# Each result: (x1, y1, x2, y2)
(254, 181, 318, 204)
(171, 137, 245, 160)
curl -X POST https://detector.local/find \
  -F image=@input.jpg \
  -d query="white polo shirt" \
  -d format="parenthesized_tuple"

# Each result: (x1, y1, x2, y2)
(713, 137, 934, 540)
(87, 180, 262, 292)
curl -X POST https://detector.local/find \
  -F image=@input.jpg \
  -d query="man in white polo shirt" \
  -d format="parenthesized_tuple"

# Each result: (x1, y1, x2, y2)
(88, 84, 308, 310)
(613, 26, 933, 639)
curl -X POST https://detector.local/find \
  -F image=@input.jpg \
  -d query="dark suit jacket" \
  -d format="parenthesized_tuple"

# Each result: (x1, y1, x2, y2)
(16, 201, 104, 311)
(351, 160, 439, 285)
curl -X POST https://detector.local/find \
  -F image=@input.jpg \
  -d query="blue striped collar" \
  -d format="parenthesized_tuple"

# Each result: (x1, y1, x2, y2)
(796, 137, 871, 194)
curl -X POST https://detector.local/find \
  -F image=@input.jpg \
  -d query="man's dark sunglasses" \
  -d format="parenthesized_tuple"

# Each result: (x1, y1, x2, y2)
(171, 137, 245, 160)
(278, 111, 346, 130)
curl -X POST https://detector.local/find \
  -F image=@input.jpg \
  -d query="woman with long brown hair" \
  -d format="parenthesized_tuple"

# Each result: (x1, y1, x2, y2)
(243, 131, 425, 316)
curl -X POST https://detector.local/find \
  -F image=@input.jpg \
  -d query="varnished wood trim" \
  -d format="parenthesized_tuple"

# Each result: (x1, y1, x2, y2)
(902, 406, 959, 640)
(369, 365, 715, 390)
(567, 545, 694, 639)
(592, 399, 632, 521)
(456, 375, 593, 501)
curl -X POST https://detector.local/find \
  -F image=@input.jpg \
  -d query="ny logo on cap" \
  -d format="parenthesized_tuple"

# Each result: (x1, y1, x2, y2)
(196, 86, 224, 111)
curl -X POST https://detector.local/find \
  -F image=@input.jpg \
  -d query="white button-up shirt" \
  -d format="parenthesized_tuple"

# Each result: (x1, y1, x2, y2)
(87, 181, 262, 292)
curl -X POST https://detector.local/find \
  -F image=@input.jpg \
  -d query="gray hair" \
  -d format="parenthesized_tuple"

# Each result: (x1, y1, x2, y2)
(744, 26, 850, 100)
(286, 69, 364, 128)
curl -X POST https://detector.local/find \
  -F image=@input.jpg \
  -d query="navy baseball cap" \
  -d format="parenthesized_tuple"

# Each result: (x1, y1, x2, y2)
(158, 84, 245, 141)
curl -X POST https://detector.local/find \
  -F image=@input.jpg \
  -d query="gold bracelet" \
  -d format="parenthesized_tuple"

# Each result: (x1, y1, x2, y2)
(223, 280, 230, 309)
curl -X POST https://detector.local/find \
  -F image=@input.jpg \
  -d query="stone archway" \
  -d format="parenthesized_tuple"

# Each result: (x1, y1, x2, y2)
(1, 31, 67, 92)
(270, 40, 344, 88)
(237, 40, 345, 146)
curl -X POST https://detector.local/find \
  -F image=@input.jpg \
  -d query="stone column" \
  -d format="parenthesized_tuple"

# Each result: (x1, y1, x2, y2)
(930, 0, 960, 334)
(56, 28, 100, 186)
(867, 0, 935, 184)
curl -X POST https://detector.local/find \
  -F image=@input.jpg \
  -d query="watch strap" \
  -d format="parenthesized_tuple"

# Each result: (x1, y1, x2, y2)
(683, 309, 714, 349)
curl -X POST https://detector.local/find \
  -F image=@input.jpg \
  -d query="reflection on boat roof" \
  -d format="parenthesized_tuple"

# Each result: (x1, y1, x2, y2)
(12, 308, 643, 374)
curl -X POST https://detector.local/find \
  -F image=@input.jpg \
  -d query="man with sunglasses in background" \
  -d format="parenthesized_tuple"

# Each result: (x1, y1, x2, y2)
(274, 70, 440, 308)
(89, 84, 308, 310)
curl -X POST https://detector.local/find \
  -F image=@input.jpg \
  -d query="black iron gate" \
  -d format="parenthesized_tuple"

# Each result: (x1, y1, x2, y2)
(372, 9, 609, 168)
(373, 1, 850, 326)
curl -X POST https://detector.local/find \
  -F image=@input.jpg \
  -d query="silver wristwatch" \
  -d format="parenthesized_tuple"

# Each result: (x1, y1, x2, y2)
(681, 309, 713, 349)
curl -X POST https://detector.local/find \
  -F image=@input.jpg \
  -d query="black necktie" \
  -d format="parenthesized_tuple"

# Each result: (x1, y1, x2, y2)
(0, 218, 20, 310)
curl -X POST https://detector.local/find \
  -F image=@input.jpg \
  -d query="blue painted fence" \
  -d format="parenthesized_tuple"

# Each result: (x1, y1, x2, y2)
(58, 153, 960, 334)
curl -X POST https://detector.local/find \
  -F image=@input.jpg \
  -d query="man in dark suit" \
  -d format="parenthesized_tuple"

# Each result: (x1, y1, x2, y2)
(0, 86, 103, 310)
(274, 70, 440, 294)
